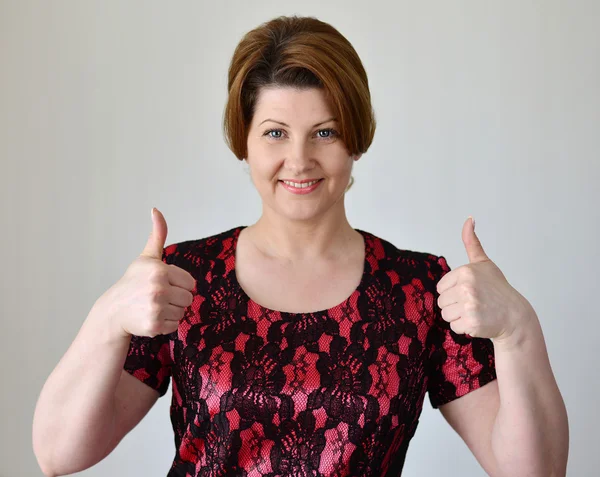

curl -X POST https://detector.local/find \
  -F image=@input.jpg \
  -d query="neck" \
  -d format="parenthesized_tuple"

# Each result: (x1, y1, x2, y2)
(247, 204, 357, 261)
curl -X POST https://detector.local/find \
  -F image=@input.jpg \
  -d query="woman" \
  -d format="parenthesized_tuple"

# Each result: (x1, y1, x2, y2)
(32, 15, 568, 477)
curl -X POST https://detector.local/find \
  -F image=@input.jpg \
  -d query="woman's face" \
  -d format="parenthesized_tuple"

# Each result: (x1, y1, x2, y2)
(245, 86, 361, 223)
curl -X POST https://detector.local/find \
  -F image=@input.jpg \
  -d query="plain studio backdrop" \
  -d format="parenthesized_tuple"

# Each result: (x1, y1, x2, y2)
(1, 1, 598, 476)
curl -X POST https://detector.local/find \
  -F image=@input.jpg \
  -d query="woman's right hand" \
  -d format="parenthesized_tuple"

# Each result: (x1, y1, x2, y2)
(100, 208, 196, 339)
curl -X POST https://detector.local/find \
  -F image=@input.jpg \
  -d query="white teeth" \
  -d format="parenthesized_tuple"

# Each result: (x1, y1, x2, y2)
(282, 179, 320, 188)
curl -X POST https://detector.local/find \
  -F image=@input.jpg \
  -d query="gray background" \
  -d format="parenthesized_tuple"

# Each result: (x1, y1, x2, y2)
(1, 0, 598, 475)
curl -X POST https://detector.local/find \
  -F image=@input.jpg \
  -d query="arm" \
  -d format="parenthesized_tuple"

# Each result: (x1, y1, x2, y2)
(33, 209, 192, 476)
(434, 218, 569, 476)
(32, 292, 160, 476)
(490, 308, 569, 476)
(440, 307, 569, 477)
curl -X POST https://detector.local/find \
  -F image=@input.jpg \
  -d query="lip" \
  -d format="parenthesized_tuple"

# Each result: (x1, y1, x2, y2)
(279, 178, 323, 195)
(278, 178, 323, 183)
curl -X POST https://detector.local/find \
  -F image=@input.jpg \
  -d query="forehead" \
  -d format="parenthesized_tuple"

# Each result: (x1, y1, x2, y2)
(253, 87, 333, 119)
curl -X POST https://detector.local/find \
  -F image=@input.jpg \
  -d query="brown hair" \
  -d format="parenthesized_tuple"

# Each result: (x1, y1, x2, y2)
(222, 15, 376, 165)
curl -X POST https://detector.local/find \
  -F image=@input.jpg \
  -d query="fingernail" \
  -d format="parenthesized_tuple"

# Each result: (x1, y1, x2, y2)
(468, 215, 475, 230)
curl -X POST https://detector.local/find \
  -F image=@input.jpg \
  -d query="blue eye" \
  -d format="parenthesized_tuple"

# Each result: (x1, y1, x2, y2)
(263, 128, 339, 140)
(265, 129, 283, 139)
(318, 129, 334, 138)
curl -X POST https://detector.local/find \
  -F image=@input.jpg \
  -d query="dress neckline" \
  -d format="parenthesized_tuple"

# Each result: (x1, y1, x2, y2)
(229, 225, 370, 316)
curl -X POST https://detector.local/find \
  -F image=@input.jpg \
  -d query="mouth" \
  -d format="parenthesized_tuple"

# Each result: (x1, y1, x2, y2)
(278, 178, 324, 194)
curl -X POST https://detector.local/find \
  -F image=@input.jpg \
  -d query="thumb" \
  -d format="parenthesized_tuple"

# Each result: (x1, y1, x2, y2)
(462, 216, 489, 263)
(141, 207, 168, 259)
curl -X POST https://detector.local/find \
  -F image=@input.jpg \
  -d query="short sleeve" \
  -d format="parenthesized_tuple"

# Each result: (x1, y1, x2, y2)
(123, 245, 176, 397)
(425, 255, 498, 409)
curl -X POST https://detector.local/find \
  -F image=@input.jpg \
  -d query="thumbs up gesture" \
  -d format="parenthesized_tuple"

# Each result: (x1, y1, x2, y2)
(435, 217, 535, 344)
(101, 208, 196, 339)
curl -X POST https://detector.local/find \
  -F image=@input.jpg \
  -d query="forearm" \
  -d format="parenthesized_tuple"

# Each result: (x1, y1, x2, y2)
(33, 293, 132, 475)
(490, 307, 569, 476)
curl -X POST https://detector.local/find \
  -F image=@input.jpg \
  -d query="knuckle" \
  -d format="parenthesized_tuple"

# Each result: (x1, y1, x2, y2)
(461, 267, 476, 281)
(146, 320, 162, 337)
(149, 285, 167, 303)
(147, 300, 163, 317)
(149, 267, 168, 283)
(461, 283, 475, 296)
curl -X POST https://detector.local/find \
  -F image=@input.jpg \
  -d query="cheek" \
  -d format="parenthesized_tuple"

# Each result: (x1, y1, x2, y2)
(325, 158, 353, 177)
(248, 159, 282, 183)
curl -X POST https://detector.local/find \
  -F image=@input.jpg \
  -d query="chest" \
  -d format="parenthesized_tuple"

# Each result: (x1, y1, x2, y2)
(236, 258, 363, 313)
(169, 235, 432, 454)
(173, 273, 429, 423)
(234, 248, 364, 314)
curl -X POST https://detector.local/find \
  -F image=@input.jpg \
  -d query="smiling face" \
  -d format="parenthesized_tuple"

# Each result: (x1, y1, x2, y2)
(246, 86, 361, 223)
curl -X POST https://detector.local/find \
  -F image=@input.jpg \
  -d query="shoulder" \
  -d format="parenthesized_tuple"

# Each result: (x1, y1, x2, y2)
(162, 225, 244, 268)
(360, 229, 450, 281)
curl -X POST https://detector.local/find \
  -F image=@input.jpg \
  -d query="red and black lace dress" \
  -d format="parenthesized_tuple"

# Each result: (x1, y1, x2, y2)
(124, 225, 497, 476)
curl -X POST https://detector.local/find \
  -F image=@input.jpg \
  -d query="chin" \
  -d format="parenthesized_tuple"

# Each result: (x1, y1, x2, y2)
(280, 208, 324, 223)
(266, 201, 324, 222)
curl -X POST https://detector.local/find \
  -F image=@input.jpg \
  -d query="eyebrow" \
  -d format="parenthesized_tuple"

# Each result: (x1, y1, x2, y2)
(259, 117, 338, 128)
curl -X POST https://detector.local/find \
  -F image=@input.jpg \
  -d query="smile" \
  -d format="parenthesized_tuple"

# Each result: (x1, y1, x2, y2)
(278, 179, 323, 194)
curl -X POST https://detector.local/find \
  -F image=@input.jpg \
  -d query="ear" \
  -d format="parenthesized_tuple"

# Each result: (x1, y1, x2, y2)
(354, 153, 362, 161)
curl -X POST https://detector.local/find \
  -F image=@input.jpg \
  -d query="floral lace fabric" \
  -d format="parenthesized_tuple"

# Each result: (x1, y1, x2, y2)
(124, 226, 497, 476)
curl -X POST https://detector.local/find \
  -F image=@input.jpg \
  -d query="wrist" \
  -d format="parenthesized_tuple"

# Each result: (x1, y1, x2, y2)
(493, 306, 540, 352)
(88, 292, 132, 346)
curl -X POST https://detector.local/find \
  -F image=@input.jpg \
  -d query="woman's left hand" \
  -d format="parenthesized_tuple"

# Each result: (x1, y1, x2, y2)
(436, 217, 535, 343)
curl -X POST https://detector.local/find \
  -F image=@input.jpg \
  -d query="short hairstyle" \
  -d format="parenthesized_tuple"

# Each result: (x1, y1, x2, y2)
(222, 15, 377, 162)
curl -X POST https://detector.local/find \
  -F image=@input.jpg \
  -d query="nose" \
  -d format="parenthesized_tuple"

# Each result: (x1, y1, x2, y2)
(285, 142, 316, 175)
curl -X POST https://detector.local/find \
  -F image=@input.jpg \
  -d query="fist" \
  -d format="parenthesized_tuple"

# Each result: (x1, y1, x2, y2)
(102, 208, 196, 338)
